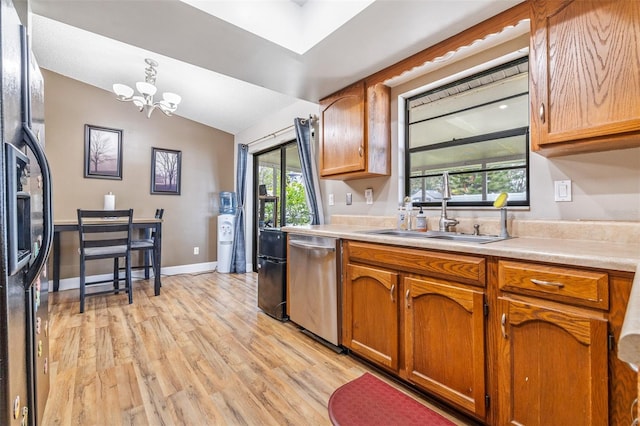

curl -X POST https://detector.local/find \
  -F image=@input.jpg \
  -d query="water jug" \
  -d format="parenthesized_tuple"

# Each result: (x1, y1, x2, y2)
(219, 191, 237, 215)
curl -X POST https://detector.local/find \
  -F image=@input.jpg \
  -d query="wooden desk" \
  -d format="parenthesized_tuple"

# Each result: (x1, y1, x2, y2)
(53, 218, 162, 296)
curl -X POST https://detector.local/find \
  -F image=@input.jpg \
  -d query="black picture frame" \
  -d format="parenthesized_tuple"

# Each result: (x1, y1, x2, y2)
(84, 124, 123, 180)
(151, 147, 181, 195)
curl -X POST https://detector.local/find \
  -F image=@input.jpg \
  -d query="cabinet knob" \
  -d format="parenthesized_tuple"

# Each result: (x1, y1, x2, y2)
(405, 289, 411, 308)
(539, 103, 546, 124)
(390, 284, 395, 303)
(358, 145, 363, 157)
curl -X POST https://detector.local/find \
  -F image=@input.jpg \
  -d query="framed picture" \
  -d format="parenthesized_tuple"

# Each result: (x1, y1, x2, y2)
(151, 147, 181, 195)
(84, 124, 123, 179)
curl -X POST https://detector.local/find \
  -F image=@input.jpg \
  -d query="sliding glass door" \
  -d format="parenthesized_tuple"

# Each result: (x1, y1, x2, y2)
(252, 141, 311, 270)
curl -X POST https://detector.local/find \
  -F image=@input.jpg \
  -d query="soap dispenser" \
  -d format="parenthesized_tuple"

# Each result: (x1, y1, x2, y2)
(415, 207, 427, 232)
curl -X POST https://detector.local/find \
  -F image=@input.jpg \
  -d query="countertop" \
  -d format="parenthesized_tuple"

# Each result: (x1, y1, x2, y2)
(281, 223, 640, 273)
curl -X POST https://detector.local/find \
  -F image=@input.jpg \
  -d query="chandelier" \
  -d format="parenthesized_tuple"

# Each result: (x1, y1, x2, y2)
(112, 58, 182, 118)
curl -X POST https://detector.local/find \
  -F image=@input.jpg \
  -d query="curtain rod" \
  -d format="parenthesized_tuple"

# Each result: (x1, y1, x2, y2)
(246, 115, 318, 146)
(247, 124, 295, 146)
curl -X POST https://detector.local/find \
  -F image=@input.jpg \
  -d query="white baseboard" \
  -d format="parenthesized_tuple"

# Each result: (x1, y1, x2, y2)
(53, 261, 253, 292)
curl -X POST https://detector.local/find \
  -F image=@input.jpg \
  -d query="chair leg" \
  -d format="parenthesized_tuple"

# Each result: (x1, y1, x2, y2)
(79, 257, 86, 313)
(144, 249, 151, 279)
(126, 252, 133, 305)
(113, 258, 120, 293)
(152, 248, 160, 287)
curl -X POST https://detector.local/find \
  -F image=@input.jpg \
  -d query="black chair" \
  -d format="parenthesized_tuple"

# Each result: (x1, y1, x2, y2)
(131, 208, 164, 279)
(77, 209, 133, 313)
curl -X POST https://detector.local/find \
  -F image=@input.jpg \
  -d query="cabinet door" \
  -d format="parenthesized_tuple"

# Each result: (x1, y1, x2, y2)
(497, 298, 608, 425)
(320, 82, 365, 177)
(404, 276, 486, 419)
(530, 0, 640, 153)
(343, 263, 399, 371)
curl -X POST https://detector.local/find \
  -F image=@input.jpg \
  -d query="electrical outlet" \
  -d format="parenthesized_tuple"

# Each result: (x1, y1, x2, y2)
(329, 193, 335, 206)
(365, 188, 373, 205)
(193, 247, 199, 255)
(346, 193, 352, 205)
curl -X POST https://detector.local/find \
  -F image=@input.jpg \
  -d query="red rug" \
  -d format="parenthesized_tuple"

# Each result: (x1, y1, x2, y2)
(328, 373, 455, 426)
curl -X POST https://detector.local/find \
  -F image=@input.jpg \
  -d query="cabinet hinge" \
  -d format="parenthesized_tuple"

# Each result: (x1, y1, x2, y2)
(483, 303, 489, 317)
(485, 394, 490, 409)
(608, 333, 615, 351)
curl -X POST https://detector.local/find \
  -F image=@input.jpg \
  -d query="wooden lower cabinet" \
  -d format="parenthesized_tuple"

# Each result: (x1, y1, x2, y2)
(343, 262, 399, 371)
(341, 241, 635, 424)
(496, 297, 608, 425)
(342, 241, 488, 420)
(404, 276, 487, 418)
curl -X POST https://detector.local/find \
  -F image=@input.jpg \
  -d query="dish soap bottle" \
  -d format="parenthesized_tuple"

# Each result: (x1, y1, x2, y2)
(403, 197, 413, 231)
(414, 207, 427, 232)
(397, 205, 407, 230)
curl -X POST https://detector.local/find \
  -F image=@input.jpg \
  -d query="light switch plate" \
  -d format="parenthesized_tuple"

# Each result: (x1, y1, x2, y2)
(346, 193, 352, 205)
(554, 180, 572, 202)
(328, 193, 335, 206)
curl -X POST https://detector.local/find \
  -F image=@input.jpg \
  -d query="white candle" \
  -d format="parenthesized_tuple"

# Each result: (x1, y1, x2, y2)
(104, 193, 115, 210)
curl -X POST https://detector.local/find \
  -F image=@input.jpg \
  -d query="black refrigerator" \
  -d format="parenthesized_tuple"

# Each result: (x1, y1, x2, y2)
(257, 229, 287, 321)
(0, 2, 54, 425)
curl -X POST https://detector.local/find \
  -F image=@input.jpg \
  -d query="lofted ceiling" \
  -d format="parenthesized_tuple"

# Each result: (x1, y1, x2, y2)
(28, 0, 524, 135)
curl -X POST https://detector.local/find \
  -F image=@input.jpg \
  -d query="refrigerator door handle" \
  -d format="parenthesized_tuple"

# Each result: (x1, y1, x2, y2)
(22, 124, 53, 286)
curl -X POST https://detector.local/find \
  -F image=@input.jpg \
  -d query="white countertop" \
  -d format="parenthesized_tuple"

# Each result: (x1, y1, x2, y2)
(281, 224, 640, 273)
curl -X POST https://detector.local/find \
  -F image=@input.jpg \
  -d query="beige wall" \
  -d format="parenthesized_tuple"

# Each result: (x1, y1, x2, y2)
(43, 70, 235, 279)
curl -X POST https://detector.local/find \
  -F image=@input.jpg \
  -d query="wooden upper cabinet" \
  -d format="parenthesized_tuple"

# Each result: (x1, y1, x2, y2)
(319, 81, 390, 180)
(529, 0, 640, 156)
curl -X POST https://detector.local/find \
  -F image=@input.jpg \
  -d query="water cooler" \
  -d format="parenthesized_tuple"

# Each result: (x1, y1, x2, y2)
(217, 191, 237, 273)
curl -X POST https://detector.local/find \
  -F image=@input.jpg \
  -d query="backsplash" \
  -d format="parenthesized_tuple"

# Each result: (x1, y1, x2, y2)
(330, 215, 640, 245)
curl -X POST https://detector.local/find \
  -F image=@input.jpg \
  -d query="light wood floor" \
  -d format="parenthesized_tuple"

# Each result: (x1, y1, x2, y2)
(43, 272, 470, 425)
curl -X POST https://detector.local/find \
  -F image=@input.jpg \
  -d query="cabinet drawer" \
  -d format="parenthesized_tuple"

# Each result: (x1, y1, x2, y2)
(346, 241, 485, 287)
(498, 260, 608, 310)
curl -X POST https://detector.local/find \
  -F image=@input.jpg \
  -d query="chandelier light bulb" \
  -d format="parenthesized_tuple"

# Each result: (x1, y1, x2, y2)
(162, 92, 182, 106)
(112, 58, 181, 118)
(113, 83, 134, 99)
(132, 96, 145, 108)
(136, 81, 157, 97)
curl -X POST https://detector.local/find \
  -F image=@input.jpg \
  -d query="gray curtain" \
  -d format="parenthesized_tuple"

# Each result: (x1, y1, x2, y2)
(294, 117, 324, 225)
(230, 144, 248, 273)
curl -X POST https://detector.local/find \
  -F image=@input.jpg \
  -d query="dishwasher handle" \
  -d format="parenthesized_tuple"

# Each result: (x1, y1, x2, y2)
(288, 240, 336, 252)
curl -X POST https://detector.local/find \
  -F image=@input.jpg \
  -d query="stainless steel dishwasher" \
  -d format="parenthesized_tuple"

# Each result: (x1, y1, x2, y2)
(287, 233, 341, 347)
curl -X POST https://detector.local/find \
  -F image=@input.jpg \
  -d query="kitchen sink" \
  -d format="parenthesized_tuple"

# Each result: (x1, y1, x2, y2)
(361, 229, 510, 244)
(423, 231, 509, 244)
(362, 229, 419, 237)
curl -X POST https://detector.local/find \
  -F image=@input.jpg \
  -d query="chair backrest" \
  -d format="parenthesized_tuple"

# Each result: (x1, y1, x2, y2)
(77, 209, 133, 259)
(142, 208, 164, 241)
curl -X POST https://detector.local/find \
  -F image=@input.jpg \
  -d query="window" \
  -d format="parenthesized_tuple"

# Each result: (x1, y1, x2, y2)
(405, 57, 529, 207)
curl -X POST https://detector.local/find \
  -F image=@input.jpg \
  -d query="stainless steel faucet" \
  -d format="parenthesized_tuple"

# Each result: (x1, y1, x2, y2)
(438, 171, 459, 232)
(494, 192, 510, 238)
